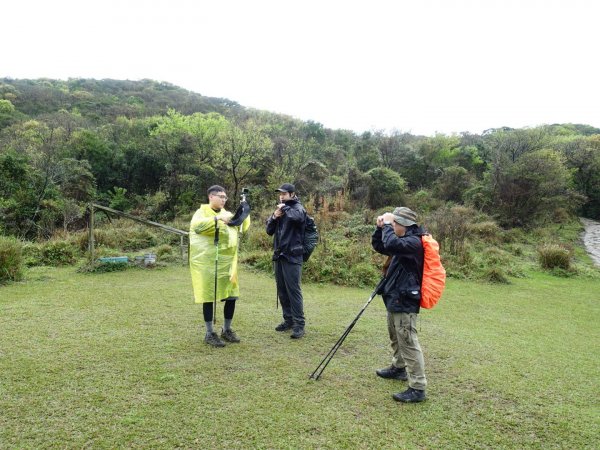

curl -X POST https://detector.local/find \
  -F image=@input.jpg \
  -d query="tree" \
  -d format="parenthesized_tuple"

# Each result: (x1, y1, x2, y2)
(491, 149, 581, 226)
(365, 167, 407, 209)
(149, 110, 228, 216)
(218, 119, 271, 197)
(562, 135, 600, 219)
(0, 150, 38, 236)
(0, 99, 17, 129)
(433, 166, 474, 203)
(66, 129, 118, 192)
(484, 126, 550, 165)
(1, 120, 68, 237)
(57, 158, 96, 202)
(355, 132, 382, 172)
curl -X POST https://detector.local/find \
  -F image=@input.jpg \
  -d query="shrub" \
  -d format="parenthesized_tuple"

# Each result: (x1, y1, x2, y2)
(239, 250, 273, 273)
(121, 228, 157, 250)
(440, 248, 473, 280)
(426, 205, 476, 256)
(482, 266, 510, 284)
(155, 244, 173, 257)
(405, 189, 444, 214)
(505, 244, 524, 257)
(538, 244, 571, 270)
(21, 242, 43, 267)
(0, 236, 23, 283)
(78, 261, 129, 273)
(40, 240, 78, 266)
(502, 227, 527, 244)
(74, 229, 120, 251)
(243, 223, 273, 253)
(482, 246, 511, 267)
(468, 221, 503, 243)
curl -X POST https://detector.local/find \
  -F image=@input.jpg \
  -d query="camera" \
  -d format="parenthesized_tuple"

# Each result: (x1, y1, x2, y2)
(241, 188, 250, 194)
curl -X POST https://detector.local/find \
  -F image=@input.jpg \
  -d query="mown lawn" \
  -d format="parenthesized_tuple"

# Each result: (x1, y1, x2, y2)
(1, 265, 599, 449)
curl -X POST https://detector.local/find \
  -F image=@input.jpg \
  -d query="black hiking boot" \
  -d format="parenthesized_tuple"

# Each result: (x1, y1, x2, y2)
(275, 321, 293, 332)
(290, 327, 305, 339)
(204, 332, 226, 347)
(221, 328, 240, 343)
(392, 387, 426, 403)
(376, 365, 408, 381)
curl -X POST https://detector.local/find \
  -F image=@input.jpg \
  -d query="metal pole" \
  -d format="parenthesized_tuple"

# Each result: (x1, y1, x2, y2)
(213, 217, 219, 325)
(310, 276, 387, 380)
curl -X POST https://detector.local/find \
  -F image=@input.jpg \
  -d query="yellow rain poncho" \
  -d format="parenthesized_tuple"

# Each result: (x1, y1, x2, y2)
(189, 204, 250, 303)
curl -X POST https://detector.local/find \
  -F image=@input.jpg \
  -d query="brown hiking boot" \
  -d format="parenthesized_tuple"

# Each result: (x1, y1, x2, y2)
(204, 332, 225, 347)
(221, 328, 240, 343)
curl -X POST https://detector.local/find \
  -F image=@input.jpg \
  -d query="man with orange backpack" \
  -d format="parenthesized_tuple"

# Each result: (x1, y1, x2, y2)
(371, 207, 429, 403)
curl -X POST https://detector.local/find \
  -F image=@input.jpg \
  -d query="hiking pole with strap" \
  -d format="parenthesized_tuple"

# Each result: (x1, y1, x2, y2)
(213, 216, 219, 325)
(309, 275, 387, 380)
(273, 206, 281, 310)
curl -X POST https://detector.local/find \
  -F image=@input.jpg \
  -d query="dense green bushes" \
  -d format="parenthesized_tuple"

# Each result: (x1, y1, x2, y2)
(2, 196, 597, 286)
(39, 240, 77, 266)
(239, 206, 592, 287)
(0, 236, 23, 283)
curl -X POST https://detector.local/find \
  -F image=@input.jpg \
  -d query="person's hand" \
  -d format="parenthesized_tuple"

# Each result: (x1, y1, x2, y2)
(382, 212, 395, 224)
(376, 215, 385, 227)
(273, 204, 285, 218)
(216, 212, 233, 224)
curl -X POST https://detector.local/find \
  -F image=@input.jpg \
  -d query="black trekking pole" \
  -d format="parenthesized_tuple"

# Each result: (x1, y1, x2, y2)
(213, 217, 219, 325)
(309, 276, 387, 380)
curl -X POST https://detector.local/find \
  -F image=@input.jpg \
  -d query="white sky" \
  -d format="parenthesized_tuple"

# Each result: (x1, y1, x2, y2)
(3, 0, 599, 136)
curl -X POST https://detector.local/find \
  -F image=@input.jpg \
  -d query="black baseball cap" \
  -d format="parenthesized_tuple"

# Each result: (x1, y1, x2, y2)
(275, 183, 296, 193)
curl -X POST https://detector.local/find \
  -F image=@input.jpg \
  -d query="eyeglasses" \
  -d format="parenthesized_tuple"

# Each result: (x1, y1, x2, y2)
(211, 194, 228, 200)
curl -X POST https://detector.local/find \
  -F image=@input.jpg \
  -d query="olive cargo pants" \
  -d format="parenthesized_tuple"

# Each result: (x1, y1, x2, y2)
(387, 311, 427, 390)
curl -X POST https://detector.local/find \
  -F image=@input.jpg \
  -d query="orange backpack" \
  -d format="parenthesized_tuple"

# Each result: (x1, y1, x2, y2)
(420, 234, 446, 309)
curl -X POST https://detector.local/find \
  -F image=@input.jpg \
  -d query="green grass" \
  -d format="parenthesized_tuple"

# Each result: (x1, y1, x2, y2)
(1, 265, 599, 449)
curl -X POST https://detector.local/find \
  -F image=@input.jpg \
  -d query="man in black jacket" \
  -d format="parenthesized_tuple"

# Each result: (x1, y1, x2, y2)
(372, 207, 427, 403)
(266, 183, 307, 339)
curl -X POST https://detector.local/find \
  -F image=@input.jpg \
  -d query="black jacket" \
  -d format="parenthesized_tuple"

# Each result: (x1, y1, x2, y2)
(372, 225, 425, 314)
(266, 198, 307, 265)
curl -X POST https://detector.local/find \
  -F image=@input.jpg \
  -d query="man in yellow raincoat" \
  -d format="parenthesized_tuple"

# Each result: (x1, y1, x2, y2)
(189, 185, 250, 347)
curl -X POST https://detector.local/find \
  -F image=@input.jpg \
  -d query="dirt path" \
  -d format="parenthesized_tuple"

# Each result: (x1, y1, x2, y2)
(581, 218, 600, 267)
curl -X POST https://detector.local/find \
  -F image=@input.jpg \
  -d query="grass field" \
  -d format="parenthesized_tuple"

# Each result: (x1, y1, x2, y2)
(1, 265, 599, 449)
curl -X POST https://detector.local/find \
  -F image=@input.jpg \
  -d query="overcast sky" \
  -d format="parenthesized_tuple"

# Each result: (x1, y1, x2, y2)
(4, 0, 599, 136)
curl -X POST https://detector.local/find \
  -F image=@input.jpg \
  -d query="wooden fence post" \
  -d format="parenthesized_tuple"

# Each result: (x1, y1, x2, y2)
(88, 203, 95, 263)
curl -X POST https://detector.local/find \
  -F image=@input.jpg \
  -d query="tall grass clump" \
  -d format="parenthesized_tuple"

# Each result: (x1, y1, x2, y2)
(0, 235, 23, 283)
(538, 244, 571, 270)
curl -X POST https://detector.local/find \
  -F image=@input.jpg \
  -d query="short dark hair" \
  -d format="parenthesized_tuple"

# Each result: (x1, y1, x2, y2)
(207, 185, 226, 196)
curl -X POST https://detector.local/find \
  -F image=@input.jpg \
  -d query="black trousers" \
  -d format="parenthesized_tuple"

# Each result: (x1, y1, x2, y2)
(274, 258, 305, 328)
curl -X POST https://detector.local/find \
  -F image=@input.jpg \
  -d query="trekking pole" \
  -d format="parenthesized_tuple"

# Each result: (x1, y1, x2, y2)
(309, 276, 387, 380)
(213, 217, 219, 325)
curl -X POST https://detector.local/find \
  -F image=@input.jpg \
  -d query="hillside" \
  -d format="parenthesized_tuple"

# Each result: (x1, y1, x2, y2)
(1, 77, 600, 285)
